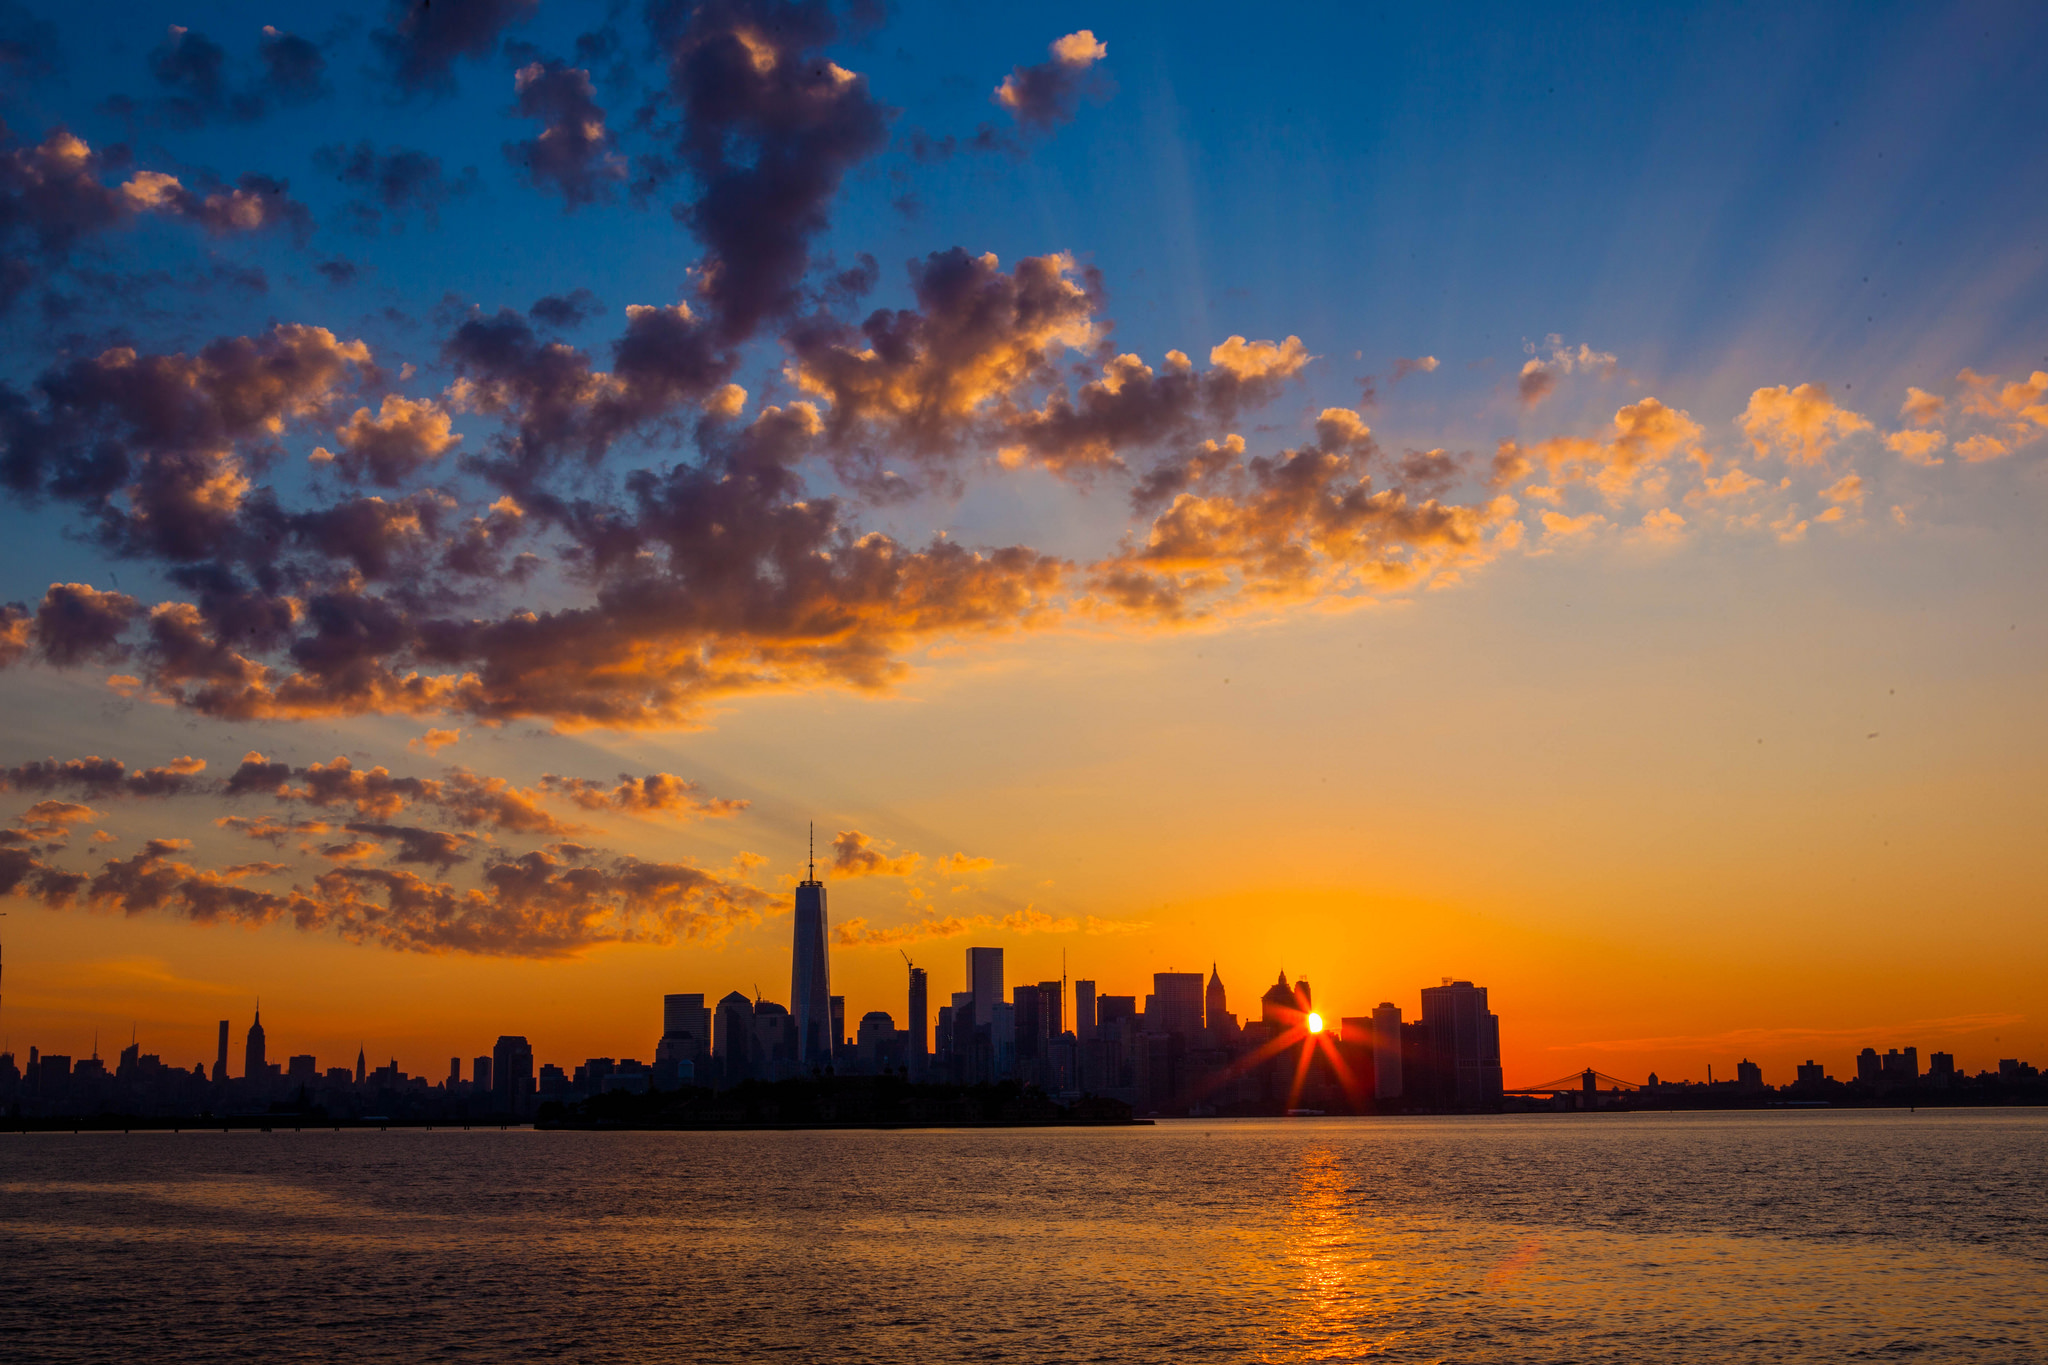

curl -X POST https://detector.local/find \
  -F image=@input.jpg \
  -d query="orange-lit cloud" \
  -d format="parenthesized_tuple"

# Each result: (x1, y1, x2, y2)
(1739, 383, 1872, 465)
(831, 828, 923, 878)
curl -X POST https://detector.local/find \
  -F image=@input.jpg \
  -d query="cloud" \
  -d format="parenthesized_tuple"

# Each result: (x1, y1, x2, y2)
(1885, 429, 1946, 465)
(16, 836, 767, 958)
(1517, 336, 1618, 408)
(313, 395, 462, 486)
(505, 60, 626, 208)
(0, 754, 206, 799)
(409, 728, 462, 753)
(935, 852, 994, 874)
(1958, 367, 2048, 426)
(1738, 383, 1872, 464)
(1539, 509, 1608, 544)
(1899, 387, 1945, 427)
(539, 771, 748, 820)
(831, 828, 922, 878)
(1391, 355, 1439, 383)
(128, 24, 328, 126)
(373, 0, 538, 98)
(788, 250, 1313, 484)
(1094, 415, 1515, 618)
(1636, 507, 1686, 540)
(1820, 473, 1864, 505)
(1498, 397, 1701, 496)
(31, 582, 141, 665)
(119, 170, 312, 241)
(313, 142, 477, 230)
(648, 0, 890, 343)
(992, 30, 1110, 130)
(1954, 433, 2010, 463)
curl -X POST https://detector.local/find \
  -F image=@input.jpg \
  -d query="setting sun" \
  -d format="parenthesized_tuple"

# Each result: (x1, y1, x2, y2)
(1306, 1013, 1325, 1035)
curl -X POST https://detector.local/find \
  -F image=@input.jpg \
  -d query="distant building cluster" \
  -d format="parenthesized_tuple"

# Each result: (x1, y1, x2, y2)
(3, 870, 2042, 1123)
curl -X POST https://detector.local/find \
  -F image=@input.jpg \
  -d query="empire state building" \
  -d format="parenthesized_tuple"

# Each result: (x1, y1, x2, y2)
(790, 829, 833, 1065)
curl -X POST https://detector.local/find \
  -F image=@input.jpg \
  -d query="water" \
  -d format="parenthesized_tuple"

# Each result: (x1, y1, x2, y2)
(2, 1110, 2044, 1362)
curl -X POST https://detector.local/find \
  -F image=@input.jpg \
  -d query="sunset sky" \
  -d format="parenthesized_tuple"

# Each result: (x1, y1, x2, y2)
(0, 1, 2043, 1088)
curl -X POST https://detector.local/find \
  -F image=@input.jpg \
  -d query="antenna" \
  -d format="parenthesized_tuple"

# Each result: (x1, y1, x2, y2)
(808, 822, 815, 882)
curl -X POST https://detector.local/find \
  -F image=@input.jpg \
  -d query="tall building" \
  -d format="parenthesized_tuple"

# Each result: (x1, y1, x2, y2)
(1855, 1048, 1882, 1083)
(1074, 979, 1098, 1042)
(829, 995, 847, 1058)
(1371, 1002, 1404, 1100)
(658, 993, 711, 1065)
(1735, 1058, 1763, 1090)
(243, 1005, 266, 1080)
(967, 947, 1004, 1026)
(213, 1020, 229, 1084)
(1013, 985, 1044, 1061)
(906, 966, 928, 1076)
(492, 1035, 534, 1115)
(355, 1043, 366, 1085)
(474, 1055, 493, 1092)
(1037, 980, 1064, 1038)
(1418, 980, 1502, 1107)
(791, 843, 833, 1065)
(1796, 1059, 1826, 1086)
(1205, 965, 1226, 1033)
(714, 991, 754, 1084)
(1149, 973, 1204, 1038)
(1260, 972, 1295, 1026)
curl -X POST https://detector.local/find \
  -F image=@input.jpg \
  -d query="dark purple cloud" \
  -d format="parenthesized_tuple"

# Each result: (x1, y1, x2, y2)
(373, 0, 539, 98)
(648, 0, 891, 343)
(504, 59, 625, 208)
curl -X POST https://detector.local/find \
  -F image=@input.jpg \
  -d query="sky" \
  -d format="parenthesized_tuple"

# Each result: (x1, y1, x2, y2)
(0, 0, 2044, 1089)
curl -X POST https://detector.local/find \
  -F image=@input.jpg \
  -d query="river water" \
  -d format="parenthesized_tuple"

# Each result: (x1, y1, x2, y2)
(2, 1109, 2043, 1362)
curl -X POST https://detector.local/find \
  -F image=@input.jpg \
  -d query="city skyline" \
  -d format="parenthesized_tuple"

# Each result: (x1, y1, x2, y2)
(0, 3, 2043, 1093)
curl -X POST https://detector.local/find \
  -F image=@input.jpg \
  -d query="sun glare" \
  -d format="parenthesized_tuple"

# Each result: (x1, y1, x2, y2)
(1306, 1012, 1324, 1034)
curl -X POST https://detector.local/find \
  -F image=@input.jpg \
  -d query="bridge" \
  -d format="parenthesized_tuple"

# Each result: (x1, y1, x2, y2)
(1505, 1068, 1642, 1096)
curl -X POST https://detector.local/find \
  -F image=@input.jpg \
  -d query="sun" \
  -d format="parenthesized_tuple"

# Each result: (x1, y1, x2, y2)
(1305, 1012, 1324, 1034)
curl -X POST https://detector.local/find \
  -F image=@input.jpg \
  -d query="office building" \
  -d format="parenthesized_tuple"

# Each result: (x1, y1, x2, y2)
(1075, 979, 1098, 1042)
(1037, 980, 1064, 1038)
(830, 995, 847, 1060)
(1205, 966, 1227, 1034)
(967, 947, 1004, 1026)
(1371, 1002, 1404, 1100)
(492, 1035, 534, 1116)
(906, 966, 928, 1076)
(1856, 1048, 1882, 1083)
(474, 1055, 492, 1092)
(1418, 980, 1503, 1107)
(1882, 1048, 1919, 1084)
(1796, 1059, 1826, 1086)
(1148, 973, 1204, 1039)
(714, 991, 754, 1083)
(1736, 1058, 1763, 1090)
(1260, 972, 1295, 1026)
(244, 1006, 266, 1080)
(791, 854, 833, 1065)
(658, 994, 711, 1066)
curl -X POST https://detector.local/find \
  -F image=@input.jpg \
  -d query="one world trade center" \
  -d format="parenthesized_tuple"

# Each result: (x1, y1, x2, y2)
(791, 825, 832, 1065)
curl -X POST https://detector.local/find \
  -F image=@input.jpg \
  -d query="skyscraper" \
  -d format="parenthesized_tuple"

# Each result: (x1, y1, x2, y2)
(1036, 980, 1064, 1038)
(1417, 980, 1502, 1107)
(1205, 965, 1227, 1034)
(714, 991, 755, 1085)
(1074, 979, 1097, 1042)
(1371, 1002, 1404, 1100)
(355, 1043, 365, 1085)
(492, 1035, 534, 1116)
(1149, 973, 1204, 1038)
(907, 966, 928, 1077)
(243, 1005, 266, 1080)
(658, 993, 711, 1065)
(791, 836, 833, 1065)
(213, 1020, 229, 1084)
(966, 947, 1003, 1026)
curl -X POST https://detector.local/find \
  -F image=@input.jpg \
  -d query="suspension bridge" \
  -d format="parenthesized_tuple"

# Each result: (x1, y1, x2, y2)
(1505, 1068, 1642, 1096)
